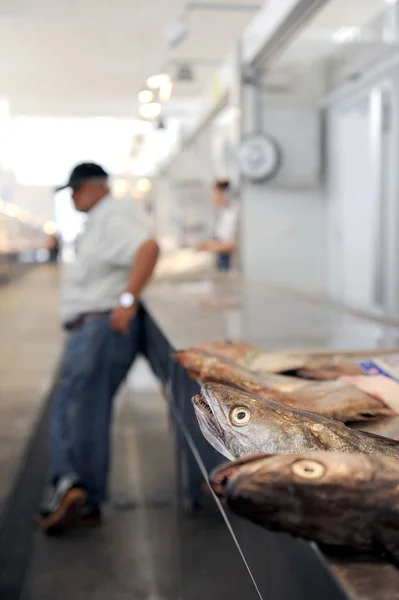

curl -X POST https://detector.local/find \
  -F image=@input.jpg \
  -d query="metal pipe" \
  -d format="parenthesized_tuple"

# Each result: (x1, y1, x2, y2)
(167, 58, 221, 66)
(370, 86, 384, 307)
(186, 2, 262, 12)
(249, 0, 330, 67)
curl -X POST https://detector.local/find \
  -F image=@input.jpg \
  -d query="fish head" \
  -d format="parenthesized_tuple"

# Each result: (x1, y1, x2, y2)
(222, 452, 382, 537)
(192, 382, 312, 459)
(210, 454, 266, 498)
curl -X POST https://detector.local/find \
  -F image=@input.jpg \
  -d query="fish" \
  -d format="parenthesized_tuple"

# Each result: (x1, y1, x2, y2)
(295, 360, 363, 381)
(210, 452, 399, 564)
(290, 380, 393, 422)
(192, 383, 399, 461)
(188, 340, 264, 368)
(176, 350, 394, 422)
(175, 348, 298, 400)
(192, 342, 399, 377)
(174, 348, 303, 391)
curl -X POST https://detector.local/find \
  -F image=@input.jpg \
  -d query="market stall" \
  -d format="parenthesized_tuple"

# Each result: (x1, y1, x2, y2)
(142, 276, 399, 600)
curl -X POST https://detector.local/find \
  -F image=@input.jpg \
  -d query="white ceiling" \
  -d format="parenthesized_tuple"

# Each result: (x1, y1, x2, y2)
(0, 0, 260, 117)
(269, 0, 390, 72)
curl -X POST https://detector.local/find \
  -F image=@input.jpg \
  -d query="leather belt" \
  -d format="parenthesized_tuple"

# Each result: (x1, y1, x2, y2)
(64, 311, 110, 332)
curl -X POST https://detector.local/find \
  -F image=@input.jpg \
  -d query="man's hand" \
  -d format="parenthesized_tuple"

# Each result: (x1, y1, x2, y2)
(196, 240, 216, 251)
(110, 305, 138, 335)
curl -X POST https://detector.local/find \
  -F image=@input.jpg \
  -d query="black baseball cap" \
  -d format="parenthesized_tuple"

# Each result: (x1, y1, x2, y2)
(55, 162, 108, 192)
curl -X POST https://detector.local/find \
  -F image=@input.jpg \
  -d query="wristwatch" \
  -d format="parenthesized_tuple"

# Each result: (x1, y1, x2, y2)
(119, 292, 135, 308)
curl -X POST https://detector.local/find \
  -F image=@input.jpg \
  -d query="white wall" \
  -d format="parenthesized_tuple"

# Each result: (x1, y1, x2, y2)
(241, 185, 326, 293)
(154, 130, 215, 249)
(12, 184, 53, 219)
(326, 64, 399, 314)
(239, 96, 326, 293)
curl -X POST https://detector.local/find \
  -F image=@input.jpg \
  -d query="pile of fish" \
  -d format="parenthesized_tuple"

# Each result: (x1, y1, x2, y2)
(176, 341, 399, 561)
(190, 381, 399, 563)
(175, 342, 398, 422)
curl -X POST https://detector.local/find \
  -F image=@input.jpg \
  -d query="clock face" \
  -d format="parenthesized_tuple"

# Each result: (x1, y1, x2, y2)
(238, 135, 281, 182)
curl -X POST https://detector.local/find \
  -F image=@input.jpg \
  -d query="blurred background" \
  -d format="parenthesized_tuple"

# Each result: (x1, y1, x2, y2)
(2, 2, 399, 600)
(1, 0, 398, 314)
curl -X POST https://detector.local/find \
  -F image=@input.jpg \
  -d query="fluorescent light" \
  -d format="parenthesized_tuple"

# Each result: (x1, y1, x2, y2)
(147, 74, 171, 89)
(138, 90, 154, 104)
(139, 102, 161, 119)
(43, 220, 57, 235)
(136, 178, 152, 193)
(159, 80, 173, 102)
(332, 26, 360, 44)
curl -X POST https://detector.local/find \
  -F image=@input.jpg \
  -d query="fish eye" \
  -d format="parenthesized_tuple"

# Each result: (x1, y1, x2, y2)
(230, 406, 251, 426)
(292, 459, 325, 479)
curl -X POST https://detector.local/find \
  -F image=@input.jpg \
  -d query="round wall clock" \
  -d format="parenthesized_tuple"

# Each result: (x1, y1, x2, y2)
(237, 134, 281, 183)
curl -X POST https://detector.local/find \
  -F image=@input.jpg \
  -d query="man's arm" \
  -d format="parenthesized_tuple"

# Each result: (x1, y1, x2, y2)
(196, 240, 236, 253)
(111, 239, 160, 334)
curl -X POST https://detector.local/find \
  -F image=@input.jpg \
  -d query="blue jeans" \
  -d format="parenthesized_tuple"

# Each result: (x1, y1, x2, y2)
(216, 252, 232, 272)
(49, 314, 140, 506)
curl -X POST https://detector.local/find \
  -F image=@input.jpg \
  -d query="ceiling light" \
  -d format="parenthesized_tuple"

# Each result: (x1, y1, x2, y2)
(43, 220, 57, 235)
(332, 27, 360, 44)
(112, 178, 127, 199)
(147, 74, 171, 89)
(386, 0, 398, 5)
(138, 90, 154, 104)
(139, 102, 162, 119)
(159, 80, 173, 102)
(136, 178, 152, 193)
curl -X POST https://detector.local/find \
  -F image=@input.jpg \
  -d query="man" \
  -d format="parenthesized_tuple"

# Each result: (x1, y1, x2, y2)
(39, 163, 159, 534)
(196, 180, 238, 271)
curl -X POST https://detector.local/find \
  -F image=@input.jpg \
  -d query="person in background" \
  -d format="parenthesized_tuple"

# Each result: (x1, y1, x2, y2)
(196, 180, 238, 271)
(47, 233, 60, 263)
(39, 162, 159, 534)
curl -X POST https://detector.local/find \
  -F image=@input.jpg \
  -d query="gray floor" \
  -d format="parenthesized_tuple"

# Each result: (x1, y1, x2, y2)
(0, 268, 179, 600)
(27, 378, 179, 600)
(0, 266, 64, 514)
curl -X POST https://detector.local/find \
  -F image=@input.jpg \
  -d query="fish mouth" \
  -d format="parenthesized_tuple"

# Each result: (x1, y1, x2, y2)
(193, 392, 214, 420)
(210, 454, 267, 498)
(192, 390, 235, 461)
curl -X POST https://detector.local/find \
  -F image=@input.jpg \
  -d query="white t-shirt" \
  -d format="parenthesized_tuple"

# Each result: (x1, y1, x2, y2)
(60, 195, 148, 324)
(214, 204, 238, 242)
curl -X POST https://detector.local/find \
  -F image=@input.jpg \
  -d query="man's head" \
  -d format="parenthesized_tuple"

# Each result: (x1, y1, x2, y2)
(55, 163, 109, 213)
(214, 180, 230, 208)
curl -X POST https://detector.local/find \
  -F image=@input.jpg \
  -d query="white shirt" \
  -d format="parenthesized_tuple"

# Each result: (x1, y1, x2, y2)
(60, 195, 148, 325)
(214, 203, 238, 242)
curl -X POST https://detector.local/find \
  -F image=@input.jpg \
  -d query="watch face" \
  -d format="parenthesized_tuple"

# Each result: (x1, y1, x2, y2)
(238, 135, 281, 182)
(119, 292, 135, 308)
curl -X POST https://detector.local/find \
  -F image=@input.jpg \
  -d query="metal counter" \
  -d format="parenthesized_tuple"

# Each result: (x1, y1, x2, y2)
(142, 277, 399, 600)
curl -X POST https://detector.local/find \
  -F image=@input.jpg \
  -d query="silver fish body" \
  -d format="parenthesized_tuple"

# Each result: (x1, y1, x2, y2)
(192, 383, 399, 460)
